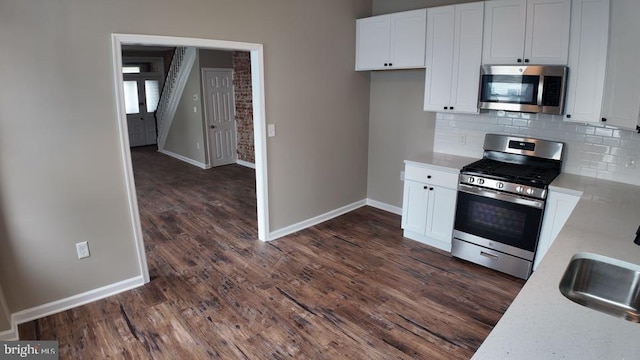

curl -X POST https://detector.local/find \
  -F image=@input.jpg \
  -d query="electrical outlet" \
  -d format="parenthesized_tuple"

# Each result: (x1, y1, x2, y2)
(76, 241, 90, 259)
(268, 124, 276, 137)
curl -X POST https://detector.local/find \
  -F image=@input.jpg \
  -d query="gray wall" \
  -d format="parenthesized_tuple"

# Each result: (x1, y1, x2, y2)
(164, 49, 234, 165)
(367, 70, 436, 208)
(199, 49, 233, 69)
(164, 52, 207, 164)
(366, 0, 473, 209)
(373, 0, 474, 15)
(0, 0, 371, 327)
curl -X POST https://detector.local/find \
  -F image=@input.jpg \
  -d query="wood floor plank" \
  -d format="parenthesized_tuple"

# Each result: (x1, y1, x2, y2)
(18, 146, 524, 359)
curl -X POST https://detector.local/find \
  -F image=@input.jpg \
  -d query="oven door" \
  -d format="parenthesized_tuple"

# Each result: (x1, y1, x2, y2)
(453, 184, 545, 261)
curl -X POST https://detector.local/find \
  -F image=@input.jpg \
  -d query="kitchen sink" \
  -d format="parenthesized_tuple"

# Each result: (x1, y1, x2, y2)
(559, 253, 640, 323)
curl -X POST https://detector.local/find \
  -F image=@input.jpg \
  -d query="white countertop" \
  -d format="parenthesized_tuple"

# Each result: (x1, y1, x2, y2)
(473, 173, 640, 359)
(404, 152, 478, 172)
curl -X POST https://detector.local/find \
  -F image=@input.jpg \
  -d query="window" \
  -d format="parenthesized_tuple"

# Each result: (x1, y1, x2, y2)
(123, 66, 141, 74)
(123, 81, 140, 114)
(144, 80, 160, 112)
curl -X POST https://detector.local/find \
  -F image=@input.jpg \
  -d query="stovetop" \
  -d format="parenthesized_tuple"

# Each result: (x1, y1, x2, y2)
(461, 158, 560, 188)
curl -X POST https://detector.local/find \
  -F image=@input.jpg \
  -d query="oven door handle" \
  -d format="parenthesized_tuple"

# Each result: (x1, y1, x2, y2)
(457, 184, 545, 209)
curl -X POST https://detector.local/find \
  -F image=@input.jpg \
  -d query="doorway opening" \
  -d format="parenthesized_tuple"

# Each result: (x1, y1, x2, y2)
(111, 34, 270, 283)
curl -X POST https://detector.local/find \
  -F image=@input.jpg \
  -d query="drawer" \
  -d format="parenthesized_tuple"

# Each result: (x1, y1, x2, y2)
(404, 164, 458, 189)
(451, 239, 532, 280)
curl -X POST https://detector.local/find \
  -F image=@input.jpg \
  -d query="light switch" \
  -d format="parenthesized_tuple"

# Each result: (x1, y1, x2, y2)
(268, 124, 276, 137)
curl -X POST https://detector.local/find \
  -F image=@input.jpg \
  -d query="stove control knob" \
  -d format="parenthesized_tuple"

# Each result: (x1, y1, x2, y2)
(516, 186, 524, 193)
(496, 182, 504, 189)
(468, 176, 475, 183)
(477, 178, 485, 185)
(526, 188, 535, 195)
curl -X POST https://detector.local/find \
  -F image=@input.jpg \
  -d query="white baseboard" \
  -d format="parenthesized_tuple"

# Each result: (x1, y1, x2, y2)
(0, 327, 17, 341)
(366, 199, 402, 215)
(236, 159, 256, 169)
(157, 149, 209, 169)
(268, 200, 367, 241)
(5, 275, 145, 340)
(0, 285, 14, 340)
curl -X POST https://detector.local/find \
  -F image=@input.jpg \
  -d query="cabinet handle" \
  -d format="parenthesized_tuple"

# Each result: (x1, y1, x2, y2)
(566, 114, 571, 119)
(443, 106, 448, 110)
(384, 63, 388, 66)
(429, 187, 434, 191)
(450, 106, 454, 110)
(524, 59, 530, 63)
(636, 125, 640, 134)
(601, 118, 607, 122)
(423, 186, 428, 189)
(517, 58, 523, 63)
(389, 63, 393, 66)
(480, 251, 499, 261)
(427, 175, 432, 179)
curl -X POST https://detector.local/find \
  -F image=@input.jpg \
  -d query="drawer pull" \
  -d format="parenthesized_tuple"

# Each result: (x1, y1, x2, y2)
(480, 251, 499, 261)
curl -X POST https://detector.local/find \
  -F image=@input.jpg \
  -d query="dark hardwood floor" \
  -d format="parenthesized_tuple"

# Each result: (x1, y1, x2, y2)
(19, 146, 524, 359)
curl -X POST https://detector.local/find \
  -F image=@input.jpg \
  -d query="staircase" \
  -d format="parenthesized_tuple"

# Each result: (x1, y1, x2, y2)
(155, 46, 197, 150)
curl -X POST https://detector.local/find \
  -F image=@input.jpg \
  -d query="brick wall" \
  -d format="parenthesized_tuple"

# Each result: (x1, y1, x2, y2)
(232, 51, 254, 164)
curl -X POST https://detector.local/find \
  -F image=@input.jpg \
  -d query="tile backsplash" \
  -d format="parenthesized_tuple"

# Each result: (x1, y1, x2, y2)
(434, 111, 640, 186)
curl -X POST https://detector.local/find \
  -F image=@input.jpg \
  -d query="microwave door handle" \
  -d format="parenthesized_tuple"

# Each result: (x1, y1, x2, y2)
(537, 75, 544, 106)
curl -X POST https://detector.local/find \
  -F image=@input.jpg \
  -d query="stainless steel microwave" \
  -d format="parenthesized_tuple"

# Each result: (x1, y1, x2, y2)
(479, 65, 568, 115)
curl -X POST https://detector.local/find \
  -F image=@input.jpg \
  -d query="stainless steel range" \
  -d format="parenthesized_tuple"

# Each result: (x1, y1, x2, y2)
(451, 134, 564, 279)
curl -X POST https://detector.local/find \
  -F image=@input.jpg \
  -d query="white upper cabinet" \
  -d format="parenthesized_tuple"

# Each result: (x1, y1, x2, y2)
(482, 0, 571, 65)
(482, 0, 527, 64)
(564, 0, 610, 124)
(600, 0, 640, 131)
(424, 2, 484, 114)
(356, 9, 427, 71)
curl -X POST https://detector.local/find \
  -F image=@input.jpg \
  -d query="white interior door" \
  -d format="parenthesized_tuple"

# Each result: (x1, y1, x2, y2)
(203, 69, 238, 167)
(123, 76, 161, 147)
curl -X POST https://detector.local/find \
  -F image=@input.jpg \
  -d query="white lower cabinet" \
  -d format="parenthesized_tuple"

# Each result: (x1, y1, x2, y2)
(534, 189, 581, 269)
(401, 163, 458, 252)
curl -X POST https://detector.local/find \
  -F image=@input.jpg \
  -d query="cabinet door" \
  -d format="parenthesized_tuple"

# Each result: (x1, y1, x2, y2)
(601, 0, 640, 130)
(482, 0, 527, 64)
(534, 190, 580, 269)
(390, 9, 427, 69)
(401, 180, 429, 235)
(450, 2, 484, 113)
(424, 6, 455, 112)
(355, 15, 391, 71)
(524, 0, 571, 64)
(564, 0, 610, 124)
(425, 186, 457, 244)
